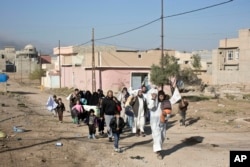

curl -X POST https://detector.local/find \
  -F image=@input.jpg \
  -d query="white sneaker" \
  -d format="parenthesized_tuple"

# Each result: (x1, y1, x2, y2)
(88, 135, 91, 139)
(92, 135, 96, 139)
(114, 148, 121, 153)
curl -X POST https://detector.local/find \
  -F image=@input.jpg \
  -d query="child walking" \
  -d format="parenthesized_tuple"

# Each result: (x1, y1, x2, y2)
(52, 95, 58, 117)
(56, 98, 65, 123)
(178, 96, 189, 126)
(110, 111, 126, 153)
(71, 100, 84, 126)
(86, 109, 98, 139)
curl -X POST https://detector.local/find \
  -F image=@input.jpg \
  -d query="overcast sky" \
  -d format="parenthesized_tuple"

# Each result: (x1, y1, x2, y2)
(0, 0, 249, 54)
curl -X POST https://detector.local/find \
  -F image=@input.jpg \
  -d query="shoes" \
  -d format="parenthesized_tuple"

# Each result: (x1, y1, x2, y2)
(109, 137, 112, 142)
(88, 135, 91, 139)
(92, 135, 96, 139)
(141, 132, 146, 137)
(156, 151, 163, 160)
(114, 148, 121, 153)
(180, 123, 185, 126)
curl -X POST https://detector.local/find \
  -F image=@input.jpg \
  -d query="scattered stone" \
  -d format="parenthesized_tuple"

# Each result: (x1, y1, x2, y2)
(244, 118, 250, 122)
(41, 159, 46, 163)
(218, 104, 225, 107)
(200, 124, 206, 127)
(235, 125, 240, 128)
(211, 144, 219, 147)
(0, 131, 6, 138)
(130, 156, 144, 160)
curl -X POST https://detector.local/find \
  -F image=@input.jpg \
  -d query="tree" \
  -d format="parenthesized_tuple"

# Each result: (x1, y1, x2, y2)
(192, 54, 202, 69)
(29, 68, 46, 83)
(178, 67, 201, 85)
(150, 54, 180, 89)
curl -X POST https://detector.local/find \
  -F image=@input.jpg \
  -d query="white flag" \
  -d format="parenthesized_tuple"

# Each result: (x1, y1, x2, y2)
(170, 88, 181, 104)
(46, 96, 58, 111)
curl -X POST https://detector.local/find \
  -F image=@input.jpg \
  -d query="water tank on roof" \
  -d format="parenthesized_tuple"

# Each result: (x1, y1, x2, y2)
(0, 73, 9, 82)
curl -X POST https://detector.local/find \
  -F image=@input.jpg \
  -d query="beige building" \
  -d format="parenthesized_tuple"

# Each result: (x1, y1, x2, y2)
(45, 44, 213, 90)
(15, 44, 40, 81)
(212, 29, 250, 85)
(0, 47, 16, 72)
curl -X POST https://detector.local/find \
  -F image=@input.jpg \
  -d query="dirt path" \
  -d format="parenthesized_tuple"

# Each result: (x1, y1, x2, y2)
(1, 80, 250, 167)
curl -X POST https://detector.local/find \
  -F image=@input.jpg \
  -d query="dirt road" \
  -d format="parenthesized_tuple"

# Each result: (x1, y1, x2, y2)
(1, 79, 250, 167)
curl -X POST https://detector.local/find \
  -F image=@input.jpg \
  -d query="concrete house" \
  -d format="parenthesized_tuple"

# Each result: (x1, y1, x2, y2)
(0, 47, 16, 72)
(15, 44, 40, 79)
(212, 29, 250, 85)
(51, 45, 175, 92)
(42, 43, 214, 93)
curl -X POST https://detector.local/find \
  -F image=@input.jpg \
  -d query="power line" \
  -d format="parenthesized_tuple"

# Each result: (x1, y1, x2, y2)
(163, 0, 233, 19)
(95, 41, 145, 50)
(78, 0, 233, 45)
(95, 18, 161, 41)
(76, 40, 92, 46)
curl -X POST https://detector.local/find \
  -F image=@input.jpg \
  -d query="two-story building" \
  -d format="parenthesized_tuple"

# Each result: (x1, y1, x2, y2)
(212, 29, 250, 85)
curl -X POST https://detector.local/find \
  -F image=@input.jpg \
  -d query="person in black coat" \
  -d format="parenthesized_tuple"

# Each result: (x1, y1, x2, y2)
(101, 90, 120, 142)
(110, 111, 125, 152)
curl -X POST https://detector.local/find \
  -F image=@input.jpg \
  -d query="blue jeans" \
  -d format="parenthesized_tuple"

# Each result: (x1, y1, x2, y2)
(113, 132, 120, 149)
(104, 115, 114, 138)
(127, 116, 134, 129)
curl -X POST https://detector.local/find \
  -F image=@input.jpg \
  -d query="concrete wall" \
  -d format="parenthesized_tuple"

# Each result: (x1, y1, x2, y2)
(42, 74, 59, 88)
(15, 57, 40, 74)
(54, 66, 150, 93)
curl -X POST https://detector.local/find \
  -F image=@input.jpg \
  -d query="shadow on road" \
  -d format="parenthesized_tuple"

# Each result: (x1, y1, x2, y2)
(186, 117, 200, 126)
(166, 120, 177, 130)
(0, 136, 85, 153)
(123, 139, 153, 151)
(0, 115, 25, 123)
(162, 136, 204, 158)
(9, 91, 38, 95)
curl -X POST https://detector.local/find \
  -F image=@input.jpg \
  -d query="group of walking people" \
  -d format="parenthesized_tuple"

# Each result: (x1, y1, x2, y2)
(49, 85, 189, 159)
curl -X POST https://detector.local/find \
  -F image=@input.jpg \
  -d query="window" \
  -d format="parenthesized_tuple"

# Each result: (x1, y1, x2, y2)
(227, 50, 233, 60)
(1, 54, 4, 59)
(235, 50, 239, 60)
(138, 54, 142, 58)
(131, 73, 148, 90)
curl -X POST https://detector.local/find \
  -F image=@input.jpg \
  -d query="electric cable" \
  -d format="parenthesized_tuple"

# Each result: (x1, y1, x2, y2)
(78, 0, 233, 46)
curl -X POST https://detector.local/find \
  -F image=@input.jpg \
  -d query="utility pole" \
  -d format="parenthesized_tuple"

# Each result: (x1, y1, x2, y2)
(39, 50, 42, 85)
(59, 40, 61, 88)
(161, 0, 164, 90)
(20, 55, 22, 83)
(39, 50, 42, 69)
(92, 28, 96, 92)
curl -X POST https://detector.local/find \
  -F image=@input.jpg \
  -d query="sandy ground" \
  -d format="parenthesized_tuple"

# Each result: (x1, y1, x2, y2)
(1, 79, 250, 167)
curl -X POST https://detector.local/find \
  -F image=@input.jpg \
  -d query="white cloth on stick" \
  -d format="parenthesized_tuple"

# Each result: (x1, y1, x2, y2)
(46, 96, 58, 112)
(170, 88, 181, 104)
